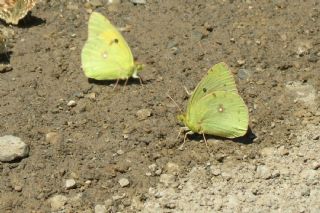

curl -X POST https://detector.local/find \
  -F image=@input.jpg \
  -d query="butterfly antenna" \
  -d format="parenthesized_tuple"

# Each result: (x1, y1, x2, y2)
(166, 93, 182, 113)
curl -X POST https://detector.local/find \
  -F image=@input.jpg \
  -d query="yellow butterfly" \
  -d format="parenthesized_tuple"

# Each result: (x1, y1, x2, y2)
(81, 12, 143, 85)
(0, 0, 37, 25)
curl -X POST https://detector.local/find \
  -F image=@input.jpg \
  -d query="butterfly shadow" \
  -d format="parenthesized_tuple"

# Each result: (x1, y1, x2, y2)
(0, 51, 13, 64)
(18, 13, 46, 28)
(201, 127, 256, 145)
(0, 13, 46, 28)
(88, 77, 146, 87)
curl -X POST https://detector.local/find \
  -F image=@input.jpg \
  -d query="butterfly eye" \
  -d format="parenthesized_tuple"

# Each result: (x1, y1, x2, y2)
(202, 88, 207, 93)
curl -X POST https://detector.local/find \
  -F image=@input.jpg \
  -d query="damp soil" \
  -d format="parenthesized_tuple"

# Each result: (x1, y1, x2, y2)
(0, 0, 320, 212)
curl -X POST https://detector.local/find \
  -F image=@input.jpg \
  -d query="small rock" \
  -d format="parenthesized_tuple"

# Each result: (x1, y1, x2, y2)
(155, 169, 162, 176)
(65, 179, 76, 189)
(67, 100, 77, 107)
(130, 0, 146, 4)
(191, 31, 204, 42)
(312, 162, 320, 170)
(159, 174, 176, 187)
(256, 165, 272, 179)
(221, 172, 232, 181)
(86, 92, 96, 100)
(90, 0, 103, 7)
(237, 69, 251, 80)
(211, 167, 221, 176)
(46, 132, 63, 144)
(136, 108, 152, 120)
(278, 146, 289, 156)
(0, 64, 13, 73)
(104, 199, 113, 208)
(237, 59, 246, 66)
(260, 147, 276, 157)
(119, 178, 130, 187)
(295, 39, 312, 56)
(112, 193, 126, 201)
(108, 0, 122, 4)
(116, 150, 124, 155)
(14, 185, 23, 192)
(308, 53, 319, 63)
(148, 163, 157, 172)
(167, 40, 178, 49)
(301, 169, 318, 184)
(165, 162, 180, 175)
(164, 202, 176, 209)
(50, 194, 68, 211)
(95, 204, 106, 213)
(0, 135, 29, 162)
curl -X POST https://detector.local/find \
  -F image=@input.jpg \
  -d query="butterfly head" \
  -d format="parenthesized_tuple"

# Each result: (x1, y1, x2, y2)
(177, 113, 187, 124)
(132, 63, 144, 79)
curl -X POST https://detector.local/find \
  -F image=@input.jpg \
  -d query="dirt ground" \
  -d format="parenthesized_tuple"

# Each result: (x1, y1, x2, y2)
(0, 0, 320, 212)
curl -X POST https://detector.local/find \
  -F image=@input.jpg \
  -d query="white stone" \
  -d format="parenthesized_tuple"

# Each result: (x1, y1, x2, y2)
(95, 204, 106, 213)
(50, 195, 68, 211)
(159, 174, 176, 187)
(67, 100, 77, 107)
(65, 179, 76, 189)
(0, 135, 29, 162)
(119, 178, 130, 187)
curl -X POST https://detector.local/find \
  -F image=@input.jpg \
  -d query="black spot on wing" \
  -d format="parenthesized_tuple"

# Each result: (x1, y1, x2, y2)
(202, 87, 207, 93)
(109, 38, 119, 45)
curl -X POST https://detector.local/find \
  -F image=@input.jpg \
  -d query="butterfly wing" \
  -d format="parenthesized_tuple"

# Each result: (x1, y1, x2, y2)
(81, 12, 135, 80)
(187, 91, 249, 138)
(0, 0, 36, 24)
(189, 62, 238, 105)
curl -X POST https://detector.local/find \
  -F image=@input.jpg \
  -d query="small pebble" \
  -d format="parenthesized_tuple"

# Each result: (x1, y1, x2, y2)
(312, 162, 320, 170)
(117, 150, 124, 155)
(50, 195, 68, 211)
(237, 59, 246, 66)
(67, 100, 77, 107)
(237, 69, 251, 80)
(14, 185, 23, 192)
(278, 146, 289, 156)
(165, 202, 176, 209)
(46, 132, 63, 144)
(155, 169, 162, 176)
(119, 178, 130, 187)
(165, 162, 180, 175)
(136, 108, 152, 120)
(130, 0, 146, 4)
(148, 163, 157, 172)
(95, 204, 106, 213)
(65, 179, 76, 189)
(256, 165, 272, 179)
(112, 193, 126, 201)
(159, 174, 176, 187)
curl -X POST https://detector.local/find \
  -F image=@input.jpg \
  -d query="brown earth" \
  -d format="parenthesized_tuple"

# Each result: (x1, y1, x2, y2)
(0, 0, 319, 212)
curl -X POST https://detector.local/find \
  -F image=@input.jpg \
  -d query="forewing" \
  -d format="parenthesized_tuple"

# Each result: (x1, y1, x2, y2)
(188, 91, 249, 138)
(81, 12, 135, 80)
(190, 62, 237, 105)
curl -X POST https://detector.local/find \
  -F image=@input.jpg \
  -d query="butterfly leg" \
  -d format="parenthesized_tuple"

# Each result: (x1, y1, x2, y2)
(122, 78, 129, 91)
(202, 133, 209, 149)
(138, 75, 144, 86)
(113, 79, 120, 90)
(179, 130, 193, 149)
